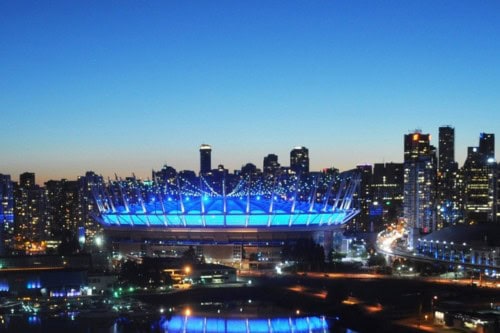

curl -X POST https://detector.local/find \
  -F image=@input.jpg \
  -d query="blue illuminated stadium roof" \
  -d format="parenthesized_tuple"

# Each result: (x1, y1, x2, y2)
(98, 196, 354, 228)
(94, 171, 360, 229)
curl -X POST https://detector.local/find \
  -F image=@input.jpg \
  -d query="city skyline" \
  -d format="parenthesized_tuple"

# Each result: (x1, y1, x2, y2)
(2, 1, 500, 183)
(1, 129, 496, 185)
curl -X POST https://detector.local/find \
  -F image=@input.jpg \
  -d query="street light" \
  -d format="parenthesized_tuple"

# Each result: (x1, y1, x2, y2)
(95, 236, 103, 247)
(431, 295, 438, 320)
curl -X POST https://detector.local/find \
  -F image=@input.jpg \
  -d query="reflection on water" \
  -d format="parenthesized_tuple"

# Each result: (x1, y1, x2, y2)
(156, 315, 329, 332)
(0, 310, 360, 333)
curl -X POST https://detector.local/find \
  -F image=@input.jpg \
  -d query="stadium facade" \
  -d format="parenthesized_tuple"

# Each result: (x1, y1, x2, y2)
(93, 168, 360, 264)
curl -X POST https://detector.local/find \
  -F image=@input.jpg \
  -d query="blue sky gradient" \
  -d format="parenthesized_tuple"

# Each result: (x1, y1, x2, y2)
(1, 1, 499, 183)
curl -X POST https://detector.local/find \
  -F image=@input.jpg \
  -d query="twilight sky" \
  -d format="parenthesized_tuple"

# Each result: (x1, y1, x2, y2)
(1, 1, 500, 184)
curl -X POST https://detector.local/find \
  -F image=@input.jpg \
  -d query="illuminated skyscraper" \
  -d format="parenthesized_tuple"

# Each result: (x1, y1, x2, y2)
(371, 163, 404, 230)
(462, 133, 497, 224)
(45, 179, 78, 240)
(240, 163, 259, 176)
(263, 154, 280, 174)
(404, 132, 432, 162)
(14, 172, 48, 249)
(200, 144, 212, 174)
(352, 165, 372, 232)
(0, 174, 14, 254)
(153, 164, 177, 184)
(372, 163, 404, 204)
(437, 126, 459, 227)
(20, 172, 35, 189)
(479, 133, 495, 163)
(438, 126, 456, 174)
(403, 131, 437, 248)
(290, 146, 309, 175)
(77, 171, 104, 248)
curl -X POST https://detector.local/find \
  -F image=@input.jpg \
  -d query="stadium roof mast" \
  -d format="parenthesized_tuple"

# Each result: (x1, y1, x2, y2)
(268, 176, 278, 214)
(199, 176, 205, 214)
(332, 178, 346, 211)
(176, 175, 185, 215)
(246, 176, 251, 214)
(308, 175, 319, 213)
(118, 179, 130, 213)
(106, 179, 116, 212)
(222, 175, 227, 216)
(343, 173, 360, 210)
(322, 176, 335, 212)
(290, 173, 300, 214)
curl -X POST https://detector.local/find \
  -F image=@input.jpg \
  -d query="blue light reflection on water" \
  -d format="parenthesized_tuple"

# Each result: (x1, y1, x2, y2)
(0, 314, 348, 333)
(159, 315, 329, 333)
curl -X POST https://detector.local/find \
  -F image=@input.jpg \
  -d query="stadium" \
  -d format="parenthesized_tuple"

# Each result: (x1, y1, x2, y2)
(93, 170, 360, 264)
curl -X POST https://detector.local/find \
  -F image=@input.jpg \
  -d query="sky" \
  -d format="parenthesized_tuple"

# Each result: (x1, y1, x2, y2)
(1, 1, 500, 184)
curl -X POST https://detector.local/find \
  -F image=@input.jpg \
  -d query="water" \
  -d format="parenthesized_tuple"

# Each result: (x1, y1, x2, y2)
(155, 314, 330, 332)
(0, 297, 359, 333)
(0, 313, 360, 333)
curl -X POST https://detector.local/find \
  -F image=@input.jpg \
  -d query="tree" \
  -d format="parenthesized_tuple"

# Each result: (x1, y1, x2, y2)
(280, 238, 325, 270)
(329, 251, 346, 262)
(182, 245, 197, 264)
(120, 260, 142, 285)
(367, 253, 386, 267)
(57, 230, 80, 255)
(119, 259, 173, 287)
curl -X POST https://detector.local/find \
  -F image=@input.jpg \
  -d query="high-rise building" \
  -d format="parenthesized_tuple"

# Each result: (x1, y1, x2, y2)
(372, 163, 404, 201)
(77, 171, 104, 248)
(44, 172, 104, 253)
(493, 165, 500, 223)
(20, 172, 35, 189)
(45, 179, 79, 241)
(153, 164, 177, 184)
(263, 154, 280, 174)
(14, 172, 48, 250)
(437, 126, 460, 227)
(290, 146, 309, 175)
(403, 131, 437, 247)
(371, 162, 404, 229)
(240, 163, 259, 176)
(462, 133, 497, 224)
(200, 144, 212, 174)
(351, 165, 372, 232)
(438, 126, 456, 174)
(0, 174, 14, 254)
(479, 133, 495, 163)
(404, 132, 432, 162)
